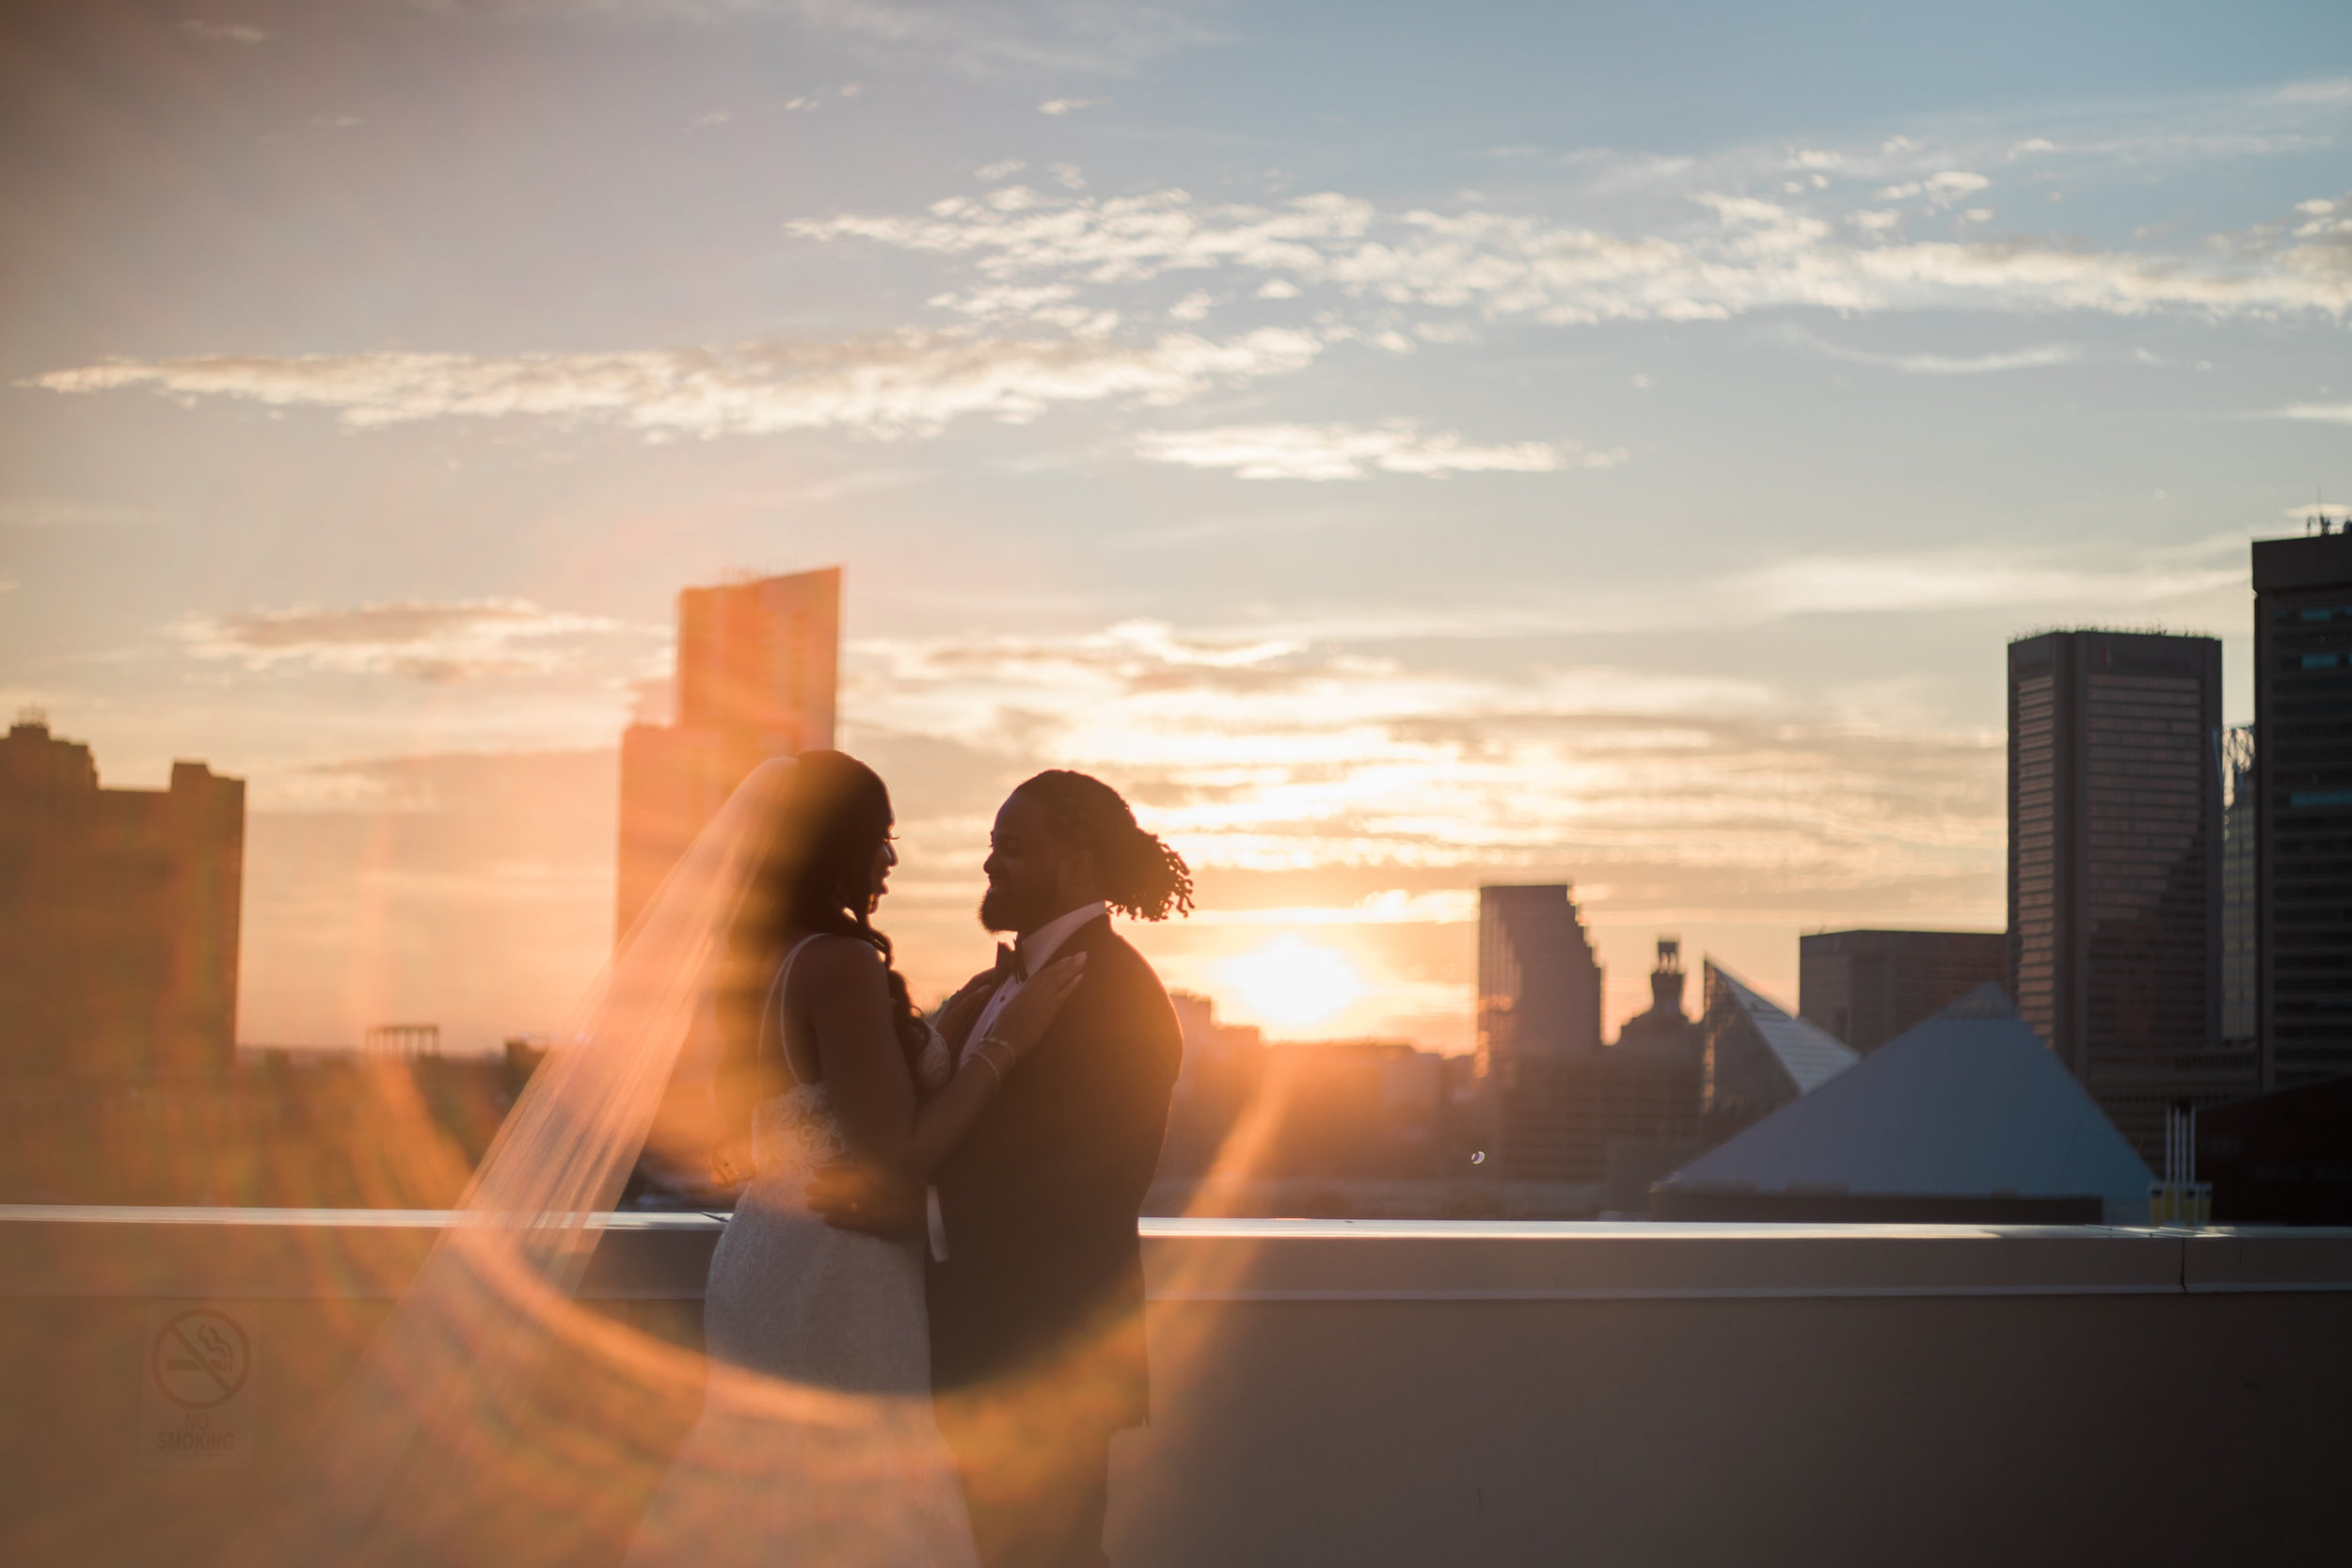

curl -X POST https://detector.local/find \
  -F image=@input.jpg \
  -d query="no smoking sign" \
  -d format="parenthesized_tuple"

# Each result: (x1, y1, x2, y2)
(141, 1306, 255, 1465)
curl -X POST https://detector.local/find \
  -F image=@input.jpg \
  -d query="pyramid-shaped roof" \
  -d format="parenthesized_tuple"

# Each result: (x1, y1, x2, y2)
(1711, 962, 1857, 1095)
(1665, 984, 2153, 1218)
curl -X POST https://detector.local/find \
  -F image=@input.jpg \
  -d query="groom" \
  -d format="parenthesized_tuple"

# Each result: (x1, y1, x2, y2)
(819, 769, 1188, 1568)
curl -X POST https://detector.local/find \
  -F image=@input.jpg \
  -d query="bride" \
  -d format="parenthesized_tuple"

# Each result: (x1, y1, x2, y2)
(231, 752, 1079, 1568)
(624, 751, 1082, 1566)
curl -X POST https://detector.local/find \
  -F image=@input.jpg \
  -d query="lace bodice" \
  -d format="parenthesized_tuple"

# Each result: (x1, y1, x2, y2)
(749, 937, 955, 1185)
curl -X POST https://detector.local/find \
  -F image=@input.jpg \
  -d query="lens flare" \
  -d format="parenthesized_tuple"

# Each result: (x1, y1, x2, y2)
(1217, 935, 1363, 1032)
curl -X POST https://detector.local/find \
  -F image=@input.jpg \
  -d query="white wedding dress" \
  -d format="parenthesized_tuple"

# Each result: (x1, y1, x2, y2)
(625, 936, 980, 1567)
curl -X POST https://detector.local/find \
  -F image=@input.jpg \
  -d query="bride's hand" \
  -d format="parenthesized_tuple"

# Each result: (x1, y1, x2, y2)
(990, 952, 1086, 1059)
(935, 971, 996, 1047)
(709, 1133, 755, 1188)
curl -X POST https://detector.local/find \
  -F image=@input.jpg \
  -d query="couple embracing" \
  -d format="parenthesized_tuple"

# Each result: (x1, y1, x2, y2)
(629, 754, 1189, 1568)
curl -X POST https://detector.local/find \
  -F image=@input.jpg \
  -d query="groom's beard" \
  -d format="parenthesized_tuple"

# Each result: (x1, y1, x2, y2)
(978, 880, 1049, 935)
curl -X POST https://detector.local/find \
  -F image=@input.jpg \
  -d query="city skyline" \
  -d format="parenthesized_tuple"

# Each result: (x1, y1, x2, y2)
(4, 3, 2348, 1049)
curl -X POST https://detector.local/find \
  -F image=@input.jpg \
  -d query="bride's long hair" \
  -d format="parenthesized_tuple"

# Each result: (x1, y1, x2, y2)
(717, 752, 929, 1126)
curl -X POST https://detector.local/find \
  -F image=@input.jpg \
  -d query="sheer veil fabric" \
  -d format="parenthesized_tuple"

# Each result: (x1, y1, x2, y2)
(224, 757, 888, 1566)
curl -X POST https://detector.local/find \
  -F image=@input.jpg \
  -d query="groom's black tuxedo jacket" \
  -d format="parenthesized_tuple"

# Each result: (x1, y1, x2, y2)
(928, 914, 1181, 1430)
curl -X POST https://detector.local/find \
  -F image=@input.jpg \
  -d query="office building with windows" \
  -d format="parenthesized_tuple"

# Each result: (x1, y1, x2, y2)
(2253, 528, 2352, 1088)
(617, 568, 840, 939)
(1475, 884, 1603, 1180)
(1798, 928, 2008, 1053)
(0, 718, 244, 1079)
(2008, 629, 2247, 1159)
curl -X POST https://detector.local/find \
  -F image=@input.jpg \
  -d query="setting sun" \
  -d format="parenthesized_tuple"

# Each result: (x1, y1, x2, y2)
(1218, 935, 1365, 1034)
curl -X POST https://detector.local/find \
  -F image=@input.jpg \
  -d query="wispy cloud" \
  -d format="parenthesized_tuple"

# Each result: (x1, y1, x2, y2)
(1135, 420, 1626, 481)
(33, 327, 1325, 439)
(179, 599, 617, 681)
(2267, 401, 2352, 424)
(1770, 325, 2087, 373)
(1731, 548, 2242, 619)
(1039, 98, 1104, 116)
(798, 182, 2352, 330)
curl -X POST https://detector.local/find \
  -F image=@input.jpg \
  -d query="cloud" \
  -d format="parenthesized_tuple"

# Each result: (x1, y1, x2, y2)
(1134, 420, 1625, 481)
(1874, 171, 1991, 207)
(847, 621, 1999, 890)
(179, 598, 618, 681)
(177, 20, 267, 44)
(1039, 98, 1104, 116)
(1731, 549, 2241, 619)
(2268, 401, 2352, 424)
(33, 327, 1326, 440)
(793, 175, 2352, 332)
(1772, 325, 2086, 373)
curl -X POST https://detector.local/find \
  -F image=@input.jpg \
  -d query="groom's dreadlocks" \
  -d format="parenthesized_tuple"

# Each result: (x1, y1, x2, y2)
(1012, 770, 1193, 922)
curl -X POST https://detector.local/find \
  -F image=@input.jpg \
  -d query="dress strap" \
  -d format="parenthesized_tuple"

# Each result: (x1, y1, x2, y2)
(759, 933, 830, 1088)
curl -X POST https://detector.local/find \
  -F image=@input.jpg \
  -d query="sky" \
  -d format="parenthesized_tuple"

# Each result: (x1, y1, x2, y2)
(4, 0, 2349, 1053)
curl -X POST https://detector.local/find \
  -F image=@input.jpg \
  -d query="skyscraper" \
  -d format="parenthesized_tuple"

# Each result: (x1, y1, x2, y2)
(1475, 884, 1602, 1180)
(1798, 928, 2008, 1053)
(2008, 629, 2245, 1158)
(0, 718, 244, 1078)
(617, 569, 841, 940)
(2252, 528, 2352, 1088)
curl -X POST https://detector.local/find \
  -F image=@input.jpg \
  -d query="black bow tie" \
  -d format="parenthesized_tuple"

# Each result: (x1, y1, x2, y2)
(994, 942, 1025, 982)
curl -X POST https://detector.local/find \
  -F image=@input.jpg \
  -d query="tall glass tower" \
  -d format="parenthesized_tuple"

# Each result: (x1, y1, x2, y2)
(2252, 528, 2352, 1088)
(2008, 630, 2244, 1159)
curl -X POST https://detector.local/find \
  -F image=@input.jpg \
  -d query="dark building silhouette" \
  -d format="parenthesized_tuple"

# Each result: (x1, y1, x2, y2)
(1476, 884, 1603, 1180)
(617, 568, 839, 940)
(2253, 529, 2352, 1088)
(2008, 629, 2247, 1160)
(1152, 993, 1483, 1213)
(1158, 991, 1267, 1179)
(1586, 939, 1708, 1205)
(1614, 937, 1702, 1059)
(2198, 1074, 2352, 1225)
(0, 718, 243, 1079)
(1246, 1041, 1452, 1180)
(1798, 929, 2007, 1053)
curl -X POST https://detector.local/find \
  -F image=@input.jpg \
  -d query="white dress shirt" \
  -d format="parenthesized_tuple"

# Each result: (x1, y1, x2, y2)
(928, 899, 1107, 1262)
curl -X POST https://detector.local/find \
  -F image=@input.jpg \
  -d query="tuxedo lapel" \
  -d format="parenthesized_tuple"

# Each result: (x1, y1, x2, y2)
(943, 953, 1018, 1064)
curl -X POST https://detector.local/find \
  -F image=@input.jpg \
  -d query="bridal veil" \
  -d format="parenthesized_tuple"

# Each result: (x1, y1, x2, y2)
(223, 757, 862, 1564)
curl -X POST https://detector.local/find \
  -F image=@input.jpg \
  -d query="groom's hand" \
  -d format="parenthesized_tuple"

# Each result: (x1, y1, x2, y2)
(806, 1164, 925, 1239)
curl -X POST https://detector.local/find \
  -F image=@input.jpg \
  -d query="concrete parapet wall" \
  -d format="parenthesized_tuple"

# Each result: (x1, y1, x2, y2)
(3, 1209, 2346, 1566)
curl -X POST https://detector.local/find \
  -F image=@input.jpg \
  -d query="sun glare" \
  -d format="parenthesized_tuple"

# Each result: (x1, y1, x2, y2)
(1219, 935, 1365, 1033)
